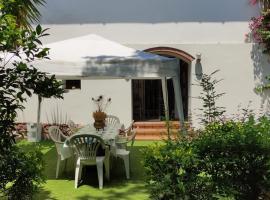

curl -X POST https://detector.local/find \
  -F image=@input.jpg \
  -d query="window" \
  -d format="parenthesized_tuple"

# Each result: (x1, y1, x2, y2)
(65, 80, 81, 90)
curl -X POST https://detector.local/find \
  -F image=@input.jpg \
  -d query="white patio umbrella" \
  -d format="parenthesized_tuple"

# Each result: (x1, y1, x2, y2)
(34, 34, 184, 125)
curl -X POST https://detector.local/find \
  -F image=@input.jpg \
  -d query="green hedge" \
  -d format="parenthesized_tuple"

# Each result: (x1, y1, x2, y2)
(143, 116, 270, 200)
(0, 146, 45, 200)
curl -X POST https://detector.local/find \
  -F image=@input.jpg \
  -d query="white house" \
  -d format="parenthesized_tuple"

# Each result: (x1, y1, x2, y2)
(17, 0, 269, 128)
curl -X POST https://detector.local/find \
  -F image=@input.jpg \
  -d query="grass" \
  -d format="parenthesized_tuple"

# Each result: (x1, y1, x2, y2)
(17, 140, 157, 200)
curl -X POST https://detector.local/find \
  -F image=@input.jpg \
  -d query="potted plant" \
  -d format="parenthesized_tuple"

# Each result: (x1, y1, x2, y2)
(92, 95, 111, 130)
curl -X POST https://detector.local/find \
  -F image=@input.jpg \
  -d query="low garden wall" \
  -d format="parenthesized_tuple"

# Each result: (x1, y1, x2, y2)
(15, 122, 82, 140)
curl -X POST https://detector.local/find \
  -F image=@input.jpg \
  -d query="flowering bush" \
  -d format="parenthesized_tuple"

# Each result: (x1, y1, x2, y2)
(250, 0, 270, 8)
(250, 0, 259, 5)
(249, 0, 270, 54)
(249, 9, 270, 53)
(249, 15, 264, 43)
(91, 95, 111, 112)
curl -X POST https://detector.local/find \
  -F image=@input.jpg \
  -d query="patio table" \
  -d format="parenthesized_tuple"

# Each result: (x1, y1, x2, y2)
(60, 124, 119, 160)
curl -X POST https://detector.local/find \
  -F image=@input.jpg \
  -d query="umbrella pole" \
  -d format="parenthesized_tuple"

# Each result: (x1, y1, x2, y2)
(37, 95, 42, 138)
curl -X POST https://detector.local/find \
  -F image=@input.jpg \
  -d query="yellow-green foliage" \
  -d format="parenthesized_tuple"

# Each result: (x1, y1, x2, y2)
(143, 116, 270, 200)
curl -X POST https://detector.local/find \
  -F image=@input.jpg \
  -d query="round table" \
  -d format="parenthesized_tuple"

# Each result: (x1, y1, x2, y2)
(60, 124, 119, 160)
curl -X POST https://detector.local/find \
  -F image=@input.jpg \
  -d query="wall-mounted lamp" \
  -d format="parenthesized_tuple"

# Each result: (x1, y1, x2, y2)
(125, 76, 131, 81)
(195, 53, 203, 80)
(196, 53, 202, 63)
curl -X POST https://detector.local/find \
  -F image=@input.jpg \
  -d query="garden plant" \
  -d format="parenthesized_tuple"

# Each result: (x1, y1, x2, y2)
(143, 71, 270, 200)
(0, 0, 64, 199)
(196, 70, 225, 125)
(144, 115, 270, 200)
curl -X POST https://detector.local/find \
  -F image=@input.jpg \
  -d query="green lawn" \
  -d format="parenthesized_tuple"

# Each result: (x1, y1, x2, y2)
(17, 140, 156, 200)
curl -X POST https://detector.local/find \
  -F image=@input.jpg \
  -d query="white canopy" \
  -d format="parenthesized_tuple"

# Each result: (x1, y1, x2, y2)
(34, 34, 184, 123)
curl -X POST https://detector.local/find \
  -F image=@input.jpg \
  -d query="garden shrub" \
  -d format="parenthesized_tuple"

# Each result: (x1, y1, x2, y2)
(143, 139, 214, 200)
(194, 116, 270, 200)
(143, 116, 270, 200)
(0, 1, 64, 198)
(0, 146, 45, 200)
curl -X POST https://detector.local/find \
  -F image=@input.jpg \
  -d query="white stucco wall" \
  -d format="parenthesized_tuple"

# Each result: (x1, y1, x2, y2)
(17, 0, 269, 127)
(39, 22, 251, 45)
(17, 79, 132, 127)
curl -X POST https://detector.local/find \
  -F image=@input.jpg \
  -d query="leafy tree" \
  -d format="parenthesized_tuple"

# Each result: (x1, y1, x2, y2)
(197, 70, 225, 125)
(0, 0, 45, 29)
(0, 4, 64, 200)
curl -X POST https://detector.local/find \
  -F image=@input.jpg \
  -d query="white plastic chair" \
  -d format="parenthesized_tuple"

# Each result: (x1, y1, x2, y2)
(69, 134, 110, 189)
(48, 126, 68, 179)
(117, 120, 135, 149)
(105, 115, 120, 129)
(67, 119, 77, 135)
(114, 129, 137, 179)
(126, 120, 136, 147)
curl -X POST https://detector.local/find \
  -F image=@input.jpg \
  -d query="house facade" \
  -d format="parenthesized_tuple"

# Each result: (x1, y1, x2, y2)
(17, 0, 269, 127)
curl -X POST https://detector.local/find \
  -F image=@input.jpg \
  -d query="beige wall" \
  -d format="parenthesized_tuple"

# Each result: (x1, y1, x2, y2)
(17, 79, 132, 127)
(40, 22, 252, 45)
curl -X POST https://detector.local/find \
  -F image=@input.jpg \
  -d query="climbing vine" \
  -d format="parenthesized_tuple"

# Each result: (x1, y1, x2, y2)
(249, 0, 270, 54)
(250, 0, 270, 9)
(249, 0, 270, 92)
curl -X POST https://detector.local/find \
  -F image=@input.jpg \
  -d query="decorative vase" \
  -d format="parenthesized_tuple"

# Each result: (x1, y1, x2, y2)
(93, 111, 107, 130)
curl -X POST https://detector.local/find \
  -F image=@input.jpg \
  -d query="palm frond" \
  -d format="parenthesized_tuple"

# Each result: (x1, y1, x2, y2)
(1, 0, 46, 29)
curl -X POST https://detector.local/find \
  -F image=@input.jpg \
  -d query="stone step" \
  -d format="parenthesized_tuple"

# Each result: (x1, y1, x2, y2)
(135, 134, 168, 140)
(133, 121, 180, 129)
(134, 128, 179, 135)
(135, 133, 179, 140)
(133, 121, 181, 140)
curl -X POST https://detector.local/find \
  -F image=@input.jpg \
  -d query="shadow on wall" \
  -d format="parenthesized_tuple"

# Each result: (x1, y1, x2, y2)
(251, 43, 270, 113)
(80, 55, 178, 78)
(39, 0, 259, 24)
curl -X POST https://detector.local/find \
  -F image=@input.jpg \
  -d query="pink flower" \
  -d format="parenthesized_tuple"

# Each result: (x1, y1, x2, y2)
(250, 0, 258, 5)
(249, 14, 265, 43)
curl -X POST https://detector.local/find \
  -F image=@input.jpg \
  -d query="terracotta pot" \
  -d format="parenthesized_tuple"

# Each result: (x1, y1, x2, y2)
(93, 111, 107, 130)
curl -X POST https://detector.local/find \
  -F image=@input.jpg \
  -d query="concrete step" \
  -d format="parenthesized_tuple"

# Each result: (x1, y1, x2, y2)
(135, 132, 179, 140)
(136, 134, 169, 140)
(133, 121, 181, 140)
(135, 128, 179, 135)
(133, 121, 180, 129)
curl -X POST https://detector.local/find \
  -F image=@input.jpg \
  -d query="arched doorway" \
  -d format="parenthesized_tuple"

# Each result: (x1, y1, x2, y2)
(132, 47, 194, 121)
